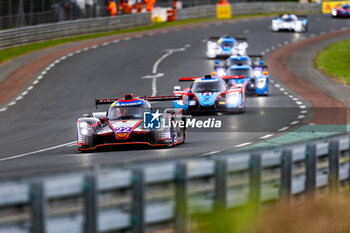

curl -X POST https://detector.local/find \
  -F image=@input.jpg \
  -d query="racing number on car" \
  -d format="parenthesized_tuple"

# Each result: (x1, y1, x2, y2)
(115, 127, 132, 133)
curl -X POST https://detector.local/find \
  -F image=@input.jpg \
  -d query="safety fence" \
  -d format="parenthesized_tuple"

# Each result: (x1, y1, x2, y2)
(0, 133, 348, 233)
(177, 2, 321, 20)
(0, 2, 322, 49)
(0, 12, 152, 49)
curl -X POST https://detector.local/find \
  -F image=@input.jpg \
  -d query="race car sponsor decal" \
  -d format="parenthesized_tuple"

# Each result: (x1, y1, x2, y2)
(110, 120, 140, 133)
(114, 127, 132, 133)
(111, 100, 144, 107)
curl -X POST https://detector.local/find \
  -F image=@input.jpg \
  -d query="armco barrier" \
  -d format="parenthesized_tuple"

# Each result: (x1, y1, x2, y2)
(0, 3, 322, 49)
(0, 133, 348, 233)
(176, 2, 321, 20)
(0, 13, 152, 49)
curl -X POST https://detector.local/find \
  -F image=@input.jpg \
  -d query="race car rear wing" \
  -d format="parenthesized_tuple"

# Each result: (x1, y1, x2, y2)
(179, 75, 245, 82)
(95, 95, 181, 108)
(179, 77, 200, 82)
(142, 96, 182, 102)
(95, 98, 119, 106)
(248, 55, 268, 68)
(208, 36, 247, 42)
(277, 14, 308, 18)
(220, 75, 245, 79)
(296, 15, 308, 18)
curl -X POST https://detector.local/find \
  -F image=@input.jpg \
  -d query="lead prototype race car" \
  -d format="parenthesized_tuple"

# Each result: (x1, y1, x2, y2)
(206, 36, 248, 58)
(77, 94, 186, 151)
(173, 74, 247, 113)
(271, 14, 308, 32)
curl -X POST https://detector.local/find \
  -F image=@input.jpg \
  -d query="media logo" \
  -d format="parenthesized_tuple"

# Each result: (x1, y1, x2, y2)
(143, 110, 162, 129)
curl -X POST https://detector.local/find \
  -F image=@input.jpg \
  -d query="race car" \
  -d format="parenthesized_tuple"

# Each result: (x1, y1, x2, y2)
(214, 55, 267, 77)
(226, 64, 269, 96)
(331, 4, 350, 18)
(76, 94, 186, 151)
(173, 75, 246, 113)
(206, 36, 248, 58)
(271, 14, 308, 32)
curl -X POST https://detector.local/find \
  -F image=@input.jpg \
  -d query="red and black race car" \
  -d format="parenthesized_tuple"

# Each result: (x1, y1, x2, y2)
(76, 94, 186, 151)
(332, 4, 350, 18)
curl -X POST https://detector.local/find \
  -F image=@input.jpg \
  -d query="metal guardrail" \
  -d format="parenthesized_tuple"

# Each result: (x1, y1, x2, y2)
(0, 13, 152, 49)
(0, 133, 348, 233)
(176, 2, 321, 20)
(0, 3, 322, 49)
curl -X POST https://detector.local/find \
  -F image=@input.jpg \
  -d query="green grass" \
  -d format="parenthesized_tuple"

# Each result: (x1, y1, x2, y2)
(0, 13, 282, 65)
(314, 38, 350, 84)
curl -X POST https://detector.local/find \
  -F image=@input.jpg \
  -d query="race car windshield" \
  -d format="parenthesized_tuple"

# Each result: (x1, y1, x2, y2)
(192, 80, 227, 93)
(108, 105, 147, 120)
(227, 68, 253, 77)
(227, 59, 250, 66)
(221, 42, 234, 47)
(282, 18, 295, 22)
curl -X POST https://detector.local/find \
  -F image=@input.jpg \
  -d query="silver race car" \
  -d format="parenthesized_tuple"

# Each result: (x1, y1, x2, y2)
(77, 94, 186, 151)
(271, 14, 308, 32)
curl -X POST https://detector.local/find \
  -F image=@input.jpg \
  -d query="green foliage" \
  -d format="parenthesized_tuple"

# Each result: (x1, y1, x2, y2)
(192, 206, 257, 233)
(315, 38, 350, 84)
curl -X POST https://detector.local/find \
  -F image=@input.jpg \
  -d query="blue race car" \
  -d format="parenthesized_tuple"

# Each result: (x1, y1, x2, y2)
(226, 64, 269, 96)
(206, 36, 248, 59)
(214, 55, 267, 77)
(173, 75, 246, 113)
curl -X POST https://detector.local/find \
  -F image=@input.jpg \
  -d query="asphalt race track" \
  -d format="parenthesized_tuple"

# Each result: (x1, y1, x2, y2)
(0, 14, 349, 179)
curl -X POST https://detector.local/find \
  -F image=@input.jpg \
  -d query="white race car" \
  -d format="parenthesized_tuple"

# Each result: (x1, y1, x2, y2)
(206, 36, 248, 59)
(271, 14, 308, 32)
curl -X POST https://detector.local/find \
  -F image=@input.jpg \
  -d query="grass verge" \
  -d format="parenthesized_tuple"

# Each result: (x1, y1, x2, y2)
(0, 12, 304, 65)
(314, 38, 350, 85)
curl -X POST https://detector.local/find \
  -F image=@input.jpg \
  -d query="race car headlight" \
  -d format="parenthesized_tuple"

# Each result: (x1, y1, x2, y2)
(332, 10, 337, 16)
(254, 70, 261, 77)
(295, 22, 303, 29)
(79, 122, 92, 136)
(217, 68, 226, 77)
(256, 78, 267, 89)
(81, 128, 90, 136)
(238, 49, 245, 55)
(80, 122, 90, 128)
(227, 92, 241, 105)
(208, 48, 216, 55)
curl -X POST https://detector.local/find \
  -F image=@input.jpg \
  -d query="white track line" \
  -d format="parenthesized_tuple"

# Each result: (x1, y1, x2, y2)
(199, 151, 221, 157)
(0, 141, 76, 161)
(235, 142, 252, 148)
(142, 45, 187, 96)
(259, 134, 274, 139)
(290, 121, 299, 125)
(278, 127, 289, 132)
